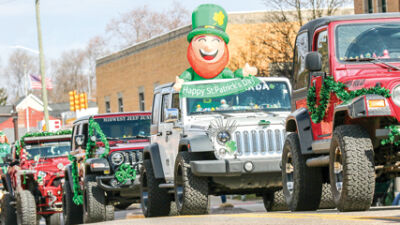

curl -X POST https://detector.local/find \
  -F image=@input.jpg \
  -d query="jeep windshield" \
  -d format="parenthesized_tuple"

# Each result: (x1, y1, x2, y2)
(336, 22, 400, 62)
(186, 81, 291, 115)
(25, 141, 70, 160)
(94, 115, 151, 140)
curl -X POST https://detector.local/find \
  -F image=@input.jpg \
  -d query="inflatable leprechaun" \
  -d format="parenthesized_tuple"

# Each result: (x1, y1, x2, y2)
(173, 4, 257, 91)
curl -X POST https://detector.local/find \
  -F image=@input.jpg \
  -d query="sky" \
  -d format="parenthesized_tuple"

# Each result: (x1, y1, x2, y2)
(0, 0, 267, 66)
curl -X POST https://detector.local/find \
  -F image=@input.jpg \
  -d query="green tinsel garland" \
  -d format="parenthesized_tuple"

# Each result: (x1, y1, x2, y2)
(85, 118, 110, 159)
(381, 125, 400, 146)
(307, 76, 391, 123)
(15, 130, 73, 157)
(115, 164, 136, 184)
(68, 154, 83, 205)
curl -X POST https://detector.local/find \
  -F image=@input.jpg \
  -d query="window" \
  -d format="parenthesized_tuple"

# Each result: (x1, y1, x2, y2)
(316, 30, 329, 74)
(160, 94, 170, 122)
(105, 100, 111, 113)
(381, 0, 387, 12)
(171, 93, 180, 110)
(139, 92, 145, 111)
(152, 93, 161, 125)
(118, 97, 123, 112)
(367, 0, 373, 13)
(293, 32, 309, 90)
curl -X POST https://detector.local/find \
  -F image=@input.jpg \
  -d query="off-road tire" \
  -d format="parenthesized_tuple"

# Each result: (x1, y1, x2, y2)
(62, 181, 83, 225)
(140, 159, 171, 217)
(263, 189, 287, 211)
(174, 152, 210, 215)
(16, 190, 37, 225)
(83, 174, 106, 223)
(105, 204, 115, 221)
(169, 201, 179, 216)
(282, 133, 323, 211)
(1, 192, 17, 225)
(45, 214, 60, 225)
(319, 183, 335, 209)
(329, 125, 374, 212)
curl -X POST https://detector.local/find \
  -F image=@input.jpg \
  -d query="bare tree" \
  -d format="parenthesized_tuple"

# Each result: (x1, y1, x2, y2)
(3, 49, 38, 103)
(50, 49, 87, 103)
(0, 88, 8, 106)
(230, 0, 349, 82)
(106, 2, 190, 48)
(85, 36, 109, 99)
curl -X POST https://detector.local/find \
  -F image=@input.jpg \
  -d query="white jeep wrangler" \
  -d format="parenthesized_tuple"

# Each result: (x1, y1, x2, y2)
(141, 77, 292, 217)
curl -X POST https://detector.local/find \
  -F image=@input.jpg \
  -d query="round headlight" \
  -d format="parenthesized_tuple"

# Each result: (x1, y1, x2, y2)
(38, 171, 47, 178)
(111, 152, 125, 166)
(57, 163, 64, 170)
(217, 131, 231, 144)
(392, 85, 400, 106)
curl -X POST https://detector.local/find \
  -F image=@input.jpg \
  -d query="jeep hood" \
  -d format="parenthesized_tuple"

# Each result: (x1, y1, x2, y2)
(31, 156, 69, 174)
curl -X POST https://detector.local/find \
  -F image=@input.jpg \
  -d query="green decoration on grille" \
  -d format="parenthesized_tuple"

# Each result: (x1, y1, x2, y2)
(307, 76, 391, 124)
(381, 125, 400, 146)
(85, 118, 110, 160)
(68, 154, 83, 205)
(115, 164, 137, 184)
(15, 130, 72, 157)
(225, 140, 237, 153)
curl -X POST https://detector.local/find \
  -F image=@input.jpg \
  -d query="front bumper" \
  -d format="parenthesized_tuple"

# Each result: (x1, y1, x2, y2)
(96, 175, 140, 192)
(190, 158, 281, 177)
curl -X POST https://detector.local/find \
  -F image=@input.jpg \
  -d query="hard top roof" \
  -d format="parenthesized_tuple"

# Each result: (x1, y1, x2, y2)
(23, 134, 71, 143)
(299, 13, 400, 49)
(74, 111, 151, 124)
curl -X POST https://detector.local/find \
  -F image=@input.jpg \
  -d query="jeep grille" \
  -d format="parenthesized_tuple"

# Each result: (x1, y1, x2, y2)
(234, 128, 285, 157)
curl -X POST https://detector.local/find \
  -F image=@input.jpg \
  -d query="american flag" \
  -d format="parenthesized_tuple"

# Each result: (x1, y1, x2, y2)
(30, 74, 53, 90)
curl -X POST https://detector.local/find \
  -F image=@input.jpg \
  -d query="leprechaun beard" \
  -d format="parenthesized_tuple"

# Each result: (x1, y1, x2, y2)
(187, 43, 229, 79)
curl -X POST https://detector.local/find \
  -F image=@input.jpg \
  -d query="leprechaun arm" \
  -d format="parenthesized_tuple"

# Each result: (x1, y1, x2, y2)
(233, 68, 244, 78)
(221, 68, 235, 78)
(178, 68, 194, 82)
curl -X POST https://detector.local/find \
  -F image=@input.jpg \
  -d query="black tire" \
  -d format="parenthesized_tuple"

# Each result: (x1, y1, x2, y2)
(114, 202, 131, 210)
(174, 152, 210, 215)
(45, 214, 60, 225)
(319, 183, 335, 209)
(62, 181, 83, 225)
(140, 159, 171, 217)
(169, 201, 179, 216)
(83, 174, 106, 223)
(1, 192, 17, 225)
(105, 204, 115, 221)
(16, 190, 37, 225)
(329, 125, 374, 212)
(282, 133, 323, 211)
(263, 189, 287, 211)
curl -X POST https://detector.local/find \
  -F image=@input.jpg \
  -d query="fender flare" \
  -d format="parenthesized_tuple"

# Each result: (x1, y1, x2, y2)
(285, 107, 313, 155)
(85, 158, 110, 173)
(179, 135, 214, 153)
(143, 143, 164, 179)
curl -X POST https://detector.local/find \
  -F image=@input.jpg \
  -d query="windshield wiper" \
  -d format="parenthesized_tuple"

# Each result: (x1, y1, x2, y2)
(344, 57, 400, 71)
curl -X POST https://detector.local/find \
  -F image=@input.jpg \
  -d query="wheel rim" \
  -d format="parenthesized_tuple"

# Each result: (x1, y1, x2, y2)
(333, 146, 343, 194)
(175, 165, 184, 208)
(285, 152, 294, 195)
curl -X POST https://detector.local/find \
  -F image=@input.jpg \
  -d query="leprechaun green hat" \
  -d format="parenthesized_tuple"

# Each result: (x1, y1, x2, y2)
(187, 4, 229, 44)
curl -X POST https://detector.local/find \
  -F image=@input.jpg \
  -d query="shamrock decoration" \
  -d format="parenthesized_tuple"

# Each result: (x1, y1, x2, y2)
(225, 140, 237, 153)
(213, 11, 225, 26)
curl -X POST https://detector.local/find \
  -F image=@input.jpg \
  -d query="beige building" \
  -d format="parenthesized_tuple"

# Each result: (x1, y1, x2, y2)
(96, 9, 353, 114)
(354, 0, 400, 14)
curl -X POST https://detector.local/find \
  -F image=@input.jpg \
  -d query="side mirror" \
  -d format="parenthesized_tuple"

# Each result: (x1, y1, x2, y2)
(305, 52, 322, 72)
(164, 108, 179, 123)
(74, 135, 85, 147)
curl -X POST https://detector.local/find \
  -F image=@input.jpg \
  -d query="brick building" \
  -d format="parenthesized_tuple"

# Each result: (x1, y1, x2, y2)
(354, 0, 400, 14)
(96, 9, 353, 113)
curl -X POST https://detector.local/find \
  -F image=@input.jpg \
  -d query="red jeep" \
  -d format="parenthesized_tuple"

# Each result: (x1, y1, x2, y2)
(0, 131, 71, 225)
(283, 13, 400, 212)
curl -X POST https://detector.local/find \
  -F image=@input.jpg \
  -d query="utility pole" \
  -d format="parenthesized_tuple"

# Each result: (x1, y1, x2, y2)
(35, 0, 50, 130)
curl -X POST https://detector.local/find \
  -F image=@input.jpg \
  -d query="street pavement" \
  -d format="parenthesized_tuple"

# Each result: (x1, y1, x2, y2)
(92, 196, 400, 225)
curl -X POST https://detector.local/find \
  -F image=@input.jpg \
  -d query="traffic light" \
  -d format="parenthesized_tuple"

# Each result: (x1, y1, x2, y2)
(69, 91, 75, 111)
(84, 93, 88, 109)
(79, 93, 85, 109)
(74, 91, 80, 110)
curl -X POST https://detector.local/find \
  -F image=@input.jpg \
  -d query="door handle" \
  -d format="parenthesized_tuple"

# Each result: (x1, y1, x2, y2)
(166, 131, 172, 135)
(157, 132, 162, 136)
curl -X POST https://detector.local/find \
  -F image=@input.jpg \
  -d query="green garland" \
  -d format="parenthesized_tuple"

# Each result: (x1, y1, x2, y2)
(115, 164, 136, 184)
(68, 154, 83, 205)
(85, 118, 110, 159)
(307, 76, 391, 123)
(16, 130, 72, 157)
(381, 125, 400, 146)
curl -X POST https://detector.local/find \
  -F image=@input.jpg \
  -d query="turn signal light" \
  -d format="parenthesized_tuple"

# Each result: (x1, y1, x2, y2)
(368, 99, 386, 108)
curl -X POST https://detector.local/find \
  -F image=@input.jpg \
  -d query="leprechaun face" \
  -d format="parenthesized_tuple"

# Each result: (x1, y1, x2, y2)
(191, 34, 225, 63)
